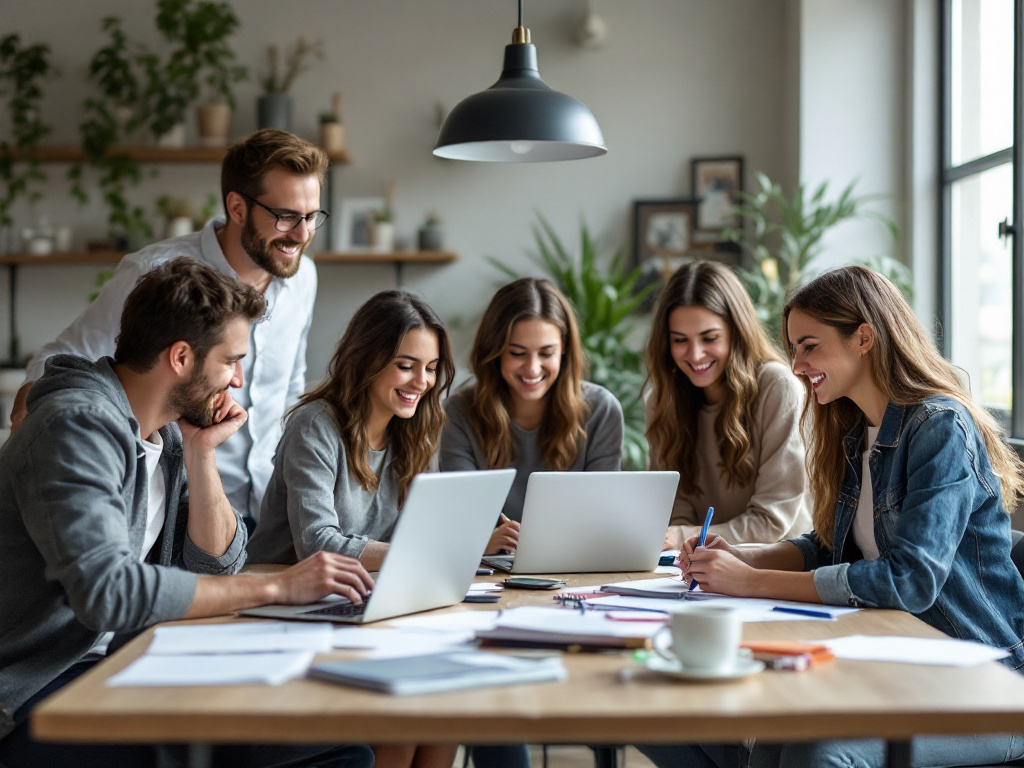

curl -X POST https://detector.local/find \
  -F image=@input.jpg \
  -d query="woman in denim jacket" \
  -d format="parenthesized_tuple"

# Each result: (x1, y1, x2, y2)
(671, 266, 1024, 768)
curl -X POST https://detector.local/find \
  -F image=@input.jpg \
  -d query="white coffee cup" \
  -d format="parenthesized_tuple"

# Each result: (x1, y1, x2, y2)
(653, 603, 742, 672)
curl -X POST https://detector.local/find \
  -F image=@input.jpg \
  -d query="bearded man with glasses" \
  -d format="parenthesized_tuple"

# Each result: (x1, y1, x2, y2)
(10, 129, 330, 533)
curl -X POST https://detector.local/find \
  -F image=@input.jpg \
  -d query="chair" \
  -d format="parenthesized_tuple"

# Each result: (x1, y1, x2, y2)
(961, 531, 1024, 768)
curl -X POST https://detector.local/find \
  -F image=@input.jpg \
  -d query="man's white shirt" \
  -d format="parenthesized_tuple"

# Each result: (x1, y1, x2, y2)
(23, 217, 317, 520)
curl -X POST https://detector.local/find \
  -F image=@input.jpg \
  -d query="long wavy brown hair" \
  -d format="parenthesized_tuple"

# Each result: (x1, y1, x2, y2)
(297, 290, 455, 506)
(645, 261, 784, 495)
(784, 265, 1024, 550)
(466, 278, 589, 470)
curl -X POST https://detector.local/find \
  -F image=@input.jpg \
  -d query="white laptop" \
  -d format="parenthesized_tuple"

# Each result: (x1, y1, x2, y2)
(241, 469, 515, 624)
(482, 470, 680, 574)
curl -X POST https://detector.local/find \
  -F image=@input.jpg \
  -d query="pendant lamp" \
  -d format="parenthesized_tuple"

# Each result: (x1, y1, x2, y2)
(433, 0, 607, 163)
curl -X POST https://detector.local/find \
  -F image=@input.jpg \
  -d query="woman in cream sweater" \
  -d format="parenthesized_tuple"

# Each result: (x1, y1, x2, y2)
(645, 261, 811, 549)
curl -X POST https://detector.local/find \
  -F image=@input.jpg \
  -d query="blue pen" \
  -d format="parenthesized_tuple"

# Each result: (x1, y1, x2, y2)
(771, 606, 835, 620)
(688, 506, 714, 591)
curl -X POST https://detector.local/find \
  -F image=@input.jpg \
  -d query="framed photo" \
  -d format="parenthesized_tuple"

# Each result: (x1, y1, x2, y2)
(691, 156, 744, 235)
(633, 199, 698, 268)
(336, 196, 385, 251)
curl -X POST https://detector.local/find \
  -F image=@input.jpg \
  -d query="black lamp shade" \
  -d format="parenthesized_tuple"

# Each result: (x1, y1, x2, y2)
(434, 42, 606, 162)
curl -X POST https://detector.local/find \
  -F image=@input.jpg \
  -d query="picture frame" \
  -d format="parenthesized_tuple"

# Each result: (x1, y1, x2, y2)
(335, 196, 385, 251)
(633, 199, 698, 269)
(691, 156, 744, 236)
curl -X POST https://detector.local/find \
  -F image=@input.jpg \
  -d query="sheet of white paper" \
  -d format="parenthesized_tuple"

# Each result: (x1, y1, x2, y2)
(653, 565, 683, 575)
(391, 611, 500, 633)
(147, 622, 333, 655)
(332, 626, 479, 658)
(107, 652, 314, 686)
(821, 635, 1010, 666)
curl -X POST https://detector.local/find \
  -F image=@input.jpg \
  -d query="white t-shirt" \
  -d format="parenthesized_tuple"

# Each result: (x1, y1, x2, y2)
(853, 425, 881, 561)
(87, 431, 168, 657)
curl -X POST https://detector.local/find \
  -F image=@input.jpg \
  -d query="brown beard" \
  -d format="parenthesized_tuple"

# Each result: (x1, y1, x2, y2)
(240, 215, 308, 279)
(169, 364, 224, 428)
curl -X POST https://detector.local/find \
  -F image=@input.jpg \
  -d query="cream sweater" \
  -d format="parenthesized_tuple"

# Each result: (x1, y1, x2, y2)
(652, 361, 812, 545)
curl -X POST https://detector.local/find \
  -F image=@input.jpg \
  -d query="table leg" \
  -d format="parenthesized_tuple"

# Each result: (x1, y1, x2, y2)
(886, 740, 912, 768)
(591, 746, 619, 768)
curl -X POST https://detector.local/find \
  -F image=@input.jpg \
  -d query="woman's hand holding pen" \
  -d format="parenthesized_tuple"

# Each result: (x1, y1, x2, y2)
(676, 534, 739, 577)
(485, 513, 520, 555)
(682, 536, 757, 596)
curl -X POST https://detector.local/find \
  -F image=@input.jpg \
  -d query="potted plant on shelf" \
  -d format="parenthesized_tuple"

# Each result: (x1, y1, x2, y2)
(142, 0, 248, 147)
(72, 16, 152, 254)
(417, 213, 443, 252)
(258, 36, 324, 131)
(0, 33, 54, 254)
(319, 92, 344, 153)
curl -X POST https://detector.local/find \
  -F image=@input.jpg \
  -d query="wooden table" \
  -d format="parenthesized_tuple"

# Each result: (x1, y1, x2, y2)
(32, 572, 1024, 768)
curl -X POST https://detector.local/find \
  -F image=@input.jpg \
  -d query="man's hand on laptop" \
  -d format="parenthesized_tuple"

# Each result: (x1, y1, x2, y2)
(485, 520, 520, 555)
(270, 551, 375, 605)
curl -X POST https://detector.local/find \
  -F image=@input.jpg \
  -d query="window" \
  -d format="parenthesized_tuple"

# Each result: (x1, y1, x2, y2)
(941, 0, 1019, 435)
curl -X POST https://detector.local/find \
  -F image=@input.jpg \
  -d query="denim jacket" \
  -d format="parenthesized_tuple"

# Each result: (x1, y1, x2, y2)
(789, 397, 1024, 672)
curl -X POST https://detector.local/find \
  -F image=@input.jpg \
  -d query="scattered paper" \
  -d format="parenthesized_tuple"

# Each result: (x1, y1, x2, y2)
(583, 594, 859, 623)
(147, 622, 333, 654)
(821, 635, 1010, 666)
(107, 652, 314, 686)
(332, 626, 477, 658)
(391, 611, 500, 633)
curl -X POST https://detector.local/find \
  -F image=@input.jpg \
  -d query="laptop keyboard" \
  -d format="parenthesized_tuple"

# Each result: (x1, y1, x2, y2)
(302, 599, 369, 617)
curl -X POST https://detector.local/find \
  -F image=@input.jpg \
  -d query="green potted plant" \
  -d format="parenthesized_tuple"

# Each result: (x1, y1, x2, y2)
(71, 16, 153, 252)
(258, 36, 324, 131)
(417, 213, 443, 252)
(141, 0, 248, 146)
(490, 214, 655, 469)
(724, 172, 909, 342)
(0, 33, 54, 253)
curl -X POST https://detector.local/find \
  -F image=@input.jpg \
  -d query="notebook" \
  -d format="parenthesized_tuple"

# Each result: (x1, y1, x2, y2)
(482, 470, 679, 574)
(308, 651, 566, 695)
(240, 469, 515, 624)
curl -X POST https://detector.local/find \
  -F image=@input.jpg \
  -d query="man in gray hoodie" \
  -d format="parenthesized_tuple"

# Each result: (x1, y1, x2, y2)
(0, 258, 374, 768)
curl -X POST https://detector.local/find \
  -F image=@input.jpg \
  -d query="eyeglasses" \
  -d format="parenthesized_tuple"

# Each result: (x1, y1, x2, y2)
(237, 191, 330, 232)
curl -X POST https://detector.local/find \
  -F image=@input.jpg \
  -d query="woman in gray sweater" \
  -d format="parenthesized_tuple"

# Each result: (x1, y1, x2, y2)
(440, 277, 624, 554)
(248, 290, 457, 768)
(645, 261, 811, 550)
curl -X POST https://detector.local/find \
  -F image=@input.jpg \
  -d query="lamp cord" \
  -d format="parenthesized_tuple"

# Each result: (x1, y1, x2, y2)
(518, 0, 523, 28)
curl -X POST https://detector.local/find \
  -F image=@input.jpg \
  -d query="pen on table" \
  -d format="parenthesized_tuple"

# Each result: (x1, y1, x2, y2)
(771, 606, 835, 620)
(688, 506, 715, 592)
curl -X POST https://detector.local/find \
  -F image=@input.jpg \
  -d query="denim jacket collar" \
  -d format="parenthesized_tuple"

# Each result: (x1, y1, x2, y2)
(842, 400, 907, 460)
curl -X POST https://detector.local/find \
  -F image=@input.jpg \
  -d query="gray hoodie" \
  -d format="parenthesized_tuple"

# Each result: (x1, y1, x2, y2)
(0, 355, 247, 738)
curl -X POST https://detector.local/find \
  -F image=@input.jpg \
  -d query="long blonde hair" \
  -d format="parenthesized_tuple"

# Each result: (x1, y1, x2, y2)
(783, 265, 1024, 549)
(645, 261, 784, 494)
(467, 278, 589, 470)
(297, 290, 455, 506)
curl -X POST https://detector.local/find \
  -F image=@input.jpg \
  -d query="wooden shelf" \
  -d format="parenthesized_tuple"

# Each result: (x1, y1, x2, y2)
(315, 251, 456, 264)
(0, 251, 124, 265)
(10, 146, 351, 165)
(0, 250, 456, 267)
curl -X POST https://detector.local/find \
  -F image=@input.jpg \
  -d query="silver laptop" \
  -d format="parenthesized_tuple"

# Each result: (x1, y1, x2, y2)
(482, 471, 680, 574)
(241, 469, 515, 624)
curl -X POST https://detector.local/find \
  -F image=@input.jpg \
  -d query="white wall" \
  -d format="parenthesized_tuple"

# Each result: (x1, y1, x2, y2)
(797, 0, 908, 272)
(1, 0, 791, 382)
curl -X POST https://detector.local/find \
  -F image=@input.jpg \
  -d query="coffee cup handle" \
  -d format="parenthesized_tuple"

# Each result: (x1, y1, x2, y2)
(652, 625, 677, 662)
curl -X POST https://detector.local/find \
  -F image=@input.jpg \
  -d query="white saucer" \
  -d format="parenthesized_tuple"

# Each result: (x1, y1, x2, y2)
(642, 655, 765, 682)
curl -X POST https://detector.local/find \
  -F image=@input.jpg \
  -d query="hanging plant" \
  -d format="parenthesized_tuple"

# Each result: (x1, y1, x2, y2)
(0, 33, 54, 228)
